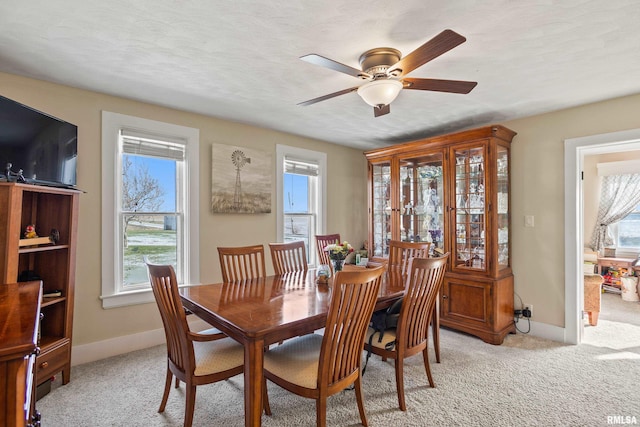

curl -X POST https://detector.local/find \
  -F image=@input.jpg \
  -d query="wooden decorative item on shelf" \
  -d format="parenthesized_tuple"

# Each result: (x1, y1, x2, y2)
(18, 237, 52, 247)
(0, 182, 79, 393)
(365, 125, 516, 345)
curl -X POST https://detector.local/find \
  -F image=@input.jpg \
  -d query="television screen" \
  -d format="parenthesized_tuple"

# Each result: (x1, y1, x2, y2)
(0, 94, 77, 188)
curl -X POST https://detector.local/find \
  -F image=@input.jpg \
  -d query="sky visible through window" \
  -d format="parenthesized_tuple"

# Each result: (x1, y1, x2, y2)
(284, 173, 308, 213)
(127, 155, 176, 212)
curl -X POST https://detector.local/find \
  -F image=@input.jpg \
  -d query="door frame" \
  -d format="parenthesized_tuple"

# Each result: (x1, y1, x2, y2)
(564, 128, 640, 344)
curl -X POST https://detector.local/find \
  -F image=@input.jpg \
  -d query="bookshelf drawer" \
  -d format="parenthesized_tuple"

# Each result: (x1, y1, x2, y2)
(37, 340, 70, 380)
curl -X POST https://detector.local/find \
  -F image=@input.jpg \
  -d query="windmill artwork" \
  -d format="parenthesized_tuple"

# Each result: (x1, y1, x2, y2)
(211, 143, 272, 213)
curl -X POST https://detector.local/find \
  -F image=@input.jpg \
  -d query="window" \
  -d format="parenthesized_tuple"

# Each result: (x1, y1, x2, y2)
(615, 203, 640, 248)
(276, 145, 326, 266)
(592, 160, 640, 253)
(101, 112, 199, 308)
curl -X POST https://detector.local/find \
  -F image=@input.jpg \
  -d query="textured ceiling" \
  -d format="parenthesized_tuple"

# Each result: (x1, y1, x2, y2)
(1, 0, 639, 150)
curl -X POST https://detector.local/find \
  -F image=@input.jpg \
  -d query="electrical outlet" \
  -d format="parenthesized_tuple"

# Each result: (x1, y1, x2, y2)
(523, 304, 533, 318)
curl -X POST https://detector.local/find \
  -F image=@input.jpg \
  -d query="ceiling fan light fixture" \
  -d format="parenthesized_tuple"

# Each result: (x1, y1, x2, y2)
(357, 79, 403, 107)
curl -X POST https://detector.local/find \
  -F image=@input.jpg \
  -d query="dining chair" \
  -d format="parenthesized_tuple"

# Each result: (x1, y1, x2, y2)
(217, 244, 267, 282)
(269, 240, 308, 275)
(387, 240, 431, 275)
(262, 265, 386, 427)
(315, 233, 340, 272)
(363, 254, 449, 411)
(387, 240, 444, 363)
(145, 261, 245, 427)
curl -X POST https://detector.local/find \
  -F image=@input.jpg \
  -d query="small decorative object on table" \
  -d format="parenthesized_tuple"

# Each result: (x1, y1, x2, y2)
(316, 264, 331, 284)
(324, 241, 354, 272)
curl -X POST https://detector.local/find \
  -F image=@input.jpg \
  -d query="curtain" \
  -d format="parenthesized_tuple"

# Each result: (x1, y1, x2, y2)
(590, 174, 640, 251)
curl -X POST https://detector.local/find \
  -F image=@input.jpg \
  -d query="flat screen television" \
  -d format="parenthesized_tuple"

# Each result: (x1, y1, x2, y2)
(0, 94, 77, 188)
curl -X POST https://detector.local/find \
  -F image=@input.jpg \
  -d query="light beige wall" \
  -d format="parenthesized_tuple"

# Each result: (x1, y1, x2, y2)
(5, 69, 640, 339)
(504, 92, 640, 327)
(0, 71, 368, 345)
(583, 151, 640, 251)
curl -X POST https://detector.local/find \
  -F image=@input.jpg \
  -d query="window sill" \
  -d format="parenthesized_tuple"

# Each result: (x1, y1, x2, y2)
(100, 284, 203, 309)
(100, 288, 155, 309)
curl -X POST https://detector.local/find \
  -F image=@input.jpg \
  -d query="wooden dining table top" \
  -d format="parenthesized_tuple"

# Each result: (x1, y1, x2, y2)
(180, 268, 406, 345)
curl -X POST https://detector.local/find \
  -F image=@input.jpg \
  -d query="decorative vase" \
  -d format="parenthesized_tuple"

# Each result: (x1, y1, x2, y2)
(333, 259, 344, 272)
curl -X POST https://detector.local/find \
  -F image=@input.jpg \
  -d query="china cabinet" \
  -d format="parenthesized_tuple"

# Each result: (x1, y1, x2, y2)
(0, 182, 79, 388)
(365, 125, 516, 344)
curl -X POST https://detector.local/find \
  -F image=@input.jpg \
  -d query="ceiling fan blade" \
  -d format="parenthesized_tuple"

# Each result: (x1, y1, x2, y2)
(300, 54, 368, 79)
(374, 104, 390, 117)
(297, 86, 359, 106)
(403, 77, 477, 94)
(389, 29, 467, 76)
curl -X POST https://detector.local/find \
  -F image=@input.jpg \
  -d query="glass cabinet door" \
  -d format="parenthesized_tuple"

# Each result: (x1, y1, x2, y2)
(496, 145, 510, 269)
(371, 161, 392, 257)
(453, 146, 486, 271)
(398, 152, 444, 254)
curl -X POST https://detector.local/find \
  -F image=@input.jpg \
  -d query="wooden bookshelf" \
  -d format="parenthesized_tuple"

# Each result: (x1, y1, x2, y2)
(0, 182, 79, 390)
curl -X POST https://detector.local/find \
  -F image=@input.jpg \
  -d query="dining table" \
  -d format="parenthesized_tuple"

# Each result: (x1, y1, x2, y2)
(180, 267, 405, 427)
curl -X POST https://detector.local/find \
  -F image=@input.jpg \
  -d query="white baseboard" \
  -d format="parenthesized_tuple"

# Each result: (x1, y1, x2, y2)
(524, 319, 567, 343)
(71, 318, 211, 366)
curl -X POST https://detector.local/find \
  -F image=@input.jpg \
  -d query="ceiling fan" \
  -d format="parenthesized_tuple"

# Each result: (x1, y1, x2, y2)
(298, 29, 477, 117)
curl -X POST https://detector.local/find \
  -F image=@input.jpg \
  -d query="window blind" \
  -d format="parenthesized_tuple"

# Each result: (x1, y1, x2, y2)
(120, 129, 186, 160)
(284, 156, 318, 176)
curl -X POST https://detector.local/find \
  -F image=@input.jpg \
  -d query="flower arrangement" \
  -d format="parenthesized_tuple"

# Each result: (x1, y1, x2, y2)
(324, 241, 354, 260)
(324, 241, 354, 272)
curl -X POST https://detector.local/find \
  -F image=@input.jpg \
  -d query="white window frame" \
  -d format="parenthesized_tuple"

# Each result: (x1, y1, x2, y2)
(276, 145, 326, 266)
(101, 111, 200, 308)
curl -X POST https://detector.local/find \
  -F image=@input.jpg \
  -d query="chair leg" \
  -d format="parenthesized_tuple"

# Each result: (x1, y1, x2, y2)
(316, 396, 327, 427)
(159, 368, 173, 413)
(354, 375, 369, 427)
(175, 377, 180, 388)
(395, 357, 406, 412)
(433, 300, 441, 363)
(184, 385, 197, 427)
(263, 377, 272, 416)
(422, 347, 435, 388)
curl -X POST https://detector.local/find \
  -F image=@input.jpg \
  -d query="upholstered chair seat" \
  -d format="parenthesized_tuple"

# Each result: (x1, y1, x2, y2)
(263, 334, 323, 389)
(192, 338, 245, 376)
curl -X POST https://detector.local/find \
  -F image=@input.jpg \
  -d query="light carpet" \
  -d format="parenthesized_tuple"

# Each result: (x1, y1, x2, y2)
(37, 324, 640, 427)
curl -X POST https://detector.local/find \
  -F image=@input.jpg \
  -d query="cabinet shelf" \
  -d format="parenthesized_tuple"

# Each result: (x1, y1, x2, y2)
(41, 296, 66, 308)
(19, 244, 70, 254)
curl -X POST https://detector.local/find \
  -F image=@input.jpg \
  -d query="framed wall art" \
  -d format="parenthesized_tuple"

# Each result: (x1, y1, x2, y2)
(211, 143, 272, 213)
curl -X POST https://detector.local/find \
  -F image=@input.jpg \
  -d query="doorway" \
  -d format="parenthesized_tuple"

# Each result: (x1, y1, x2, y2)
(564, 128, 640, 344)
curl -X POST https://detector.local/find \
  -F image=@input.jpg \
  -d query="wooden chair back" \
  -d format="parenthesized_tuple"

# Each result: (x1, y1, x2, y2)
(319, 265, 385, 389)
(387, 240, 431, 275)
(146, 262, 194, 377)
(315, 233, 340, 268)
(396, 254, 448, 353)
(269, 241, 308, 275)
(217, 244, 266, 282)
